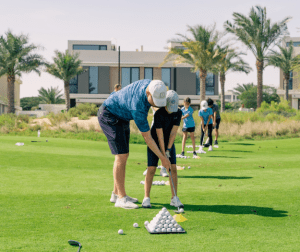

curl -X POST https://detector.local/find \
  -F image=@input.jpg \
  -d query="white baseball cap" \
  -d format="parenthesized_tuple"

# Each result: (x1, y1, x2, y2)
(148, 80, 167, 107)
(201, 100, 208, 110)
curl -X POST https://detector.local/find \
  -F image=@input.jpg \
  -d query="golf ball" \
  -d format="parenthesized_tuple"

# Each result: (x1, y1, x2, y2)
(183, 166, 185, 169)
(174, 224, 179, 228)
(168, 224, 173, 228)
(161, 228, 167, 232)
(179, 208, 184, 213)
(118, 229, 123, 235)
(188, 166, 191, 169)
(168, 216, 173, 220)
(162, 207, 167, 211)
(166, 220, 170, 224)
(160, 220, 165, 224)
(171, 220, 176, 224)
(158, 224, 163, 228)
(177, 228, 182, 232)
(144, 221, 149, 226)
(167, 228, 171, 232)
(163, 216, 168, 220)
(155, 228, 161, 232)
(164, 224, 169, 229)
(184, 157, 187, 159)
(133, 223, 139, 228)
(172, 228, 177, 232)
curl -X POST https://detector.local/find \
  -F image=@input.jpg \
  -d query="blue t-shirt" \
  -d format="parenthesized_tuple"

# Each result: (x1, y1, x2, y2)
(103, 79, 151, 132)
(198, 108, 213, 125)
(181, 106, 195, 128)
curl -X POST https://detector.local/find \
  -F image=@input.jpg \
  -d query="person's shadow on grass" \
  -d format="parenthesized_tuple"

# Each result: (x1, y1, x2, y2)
(150, 203, 288, 217)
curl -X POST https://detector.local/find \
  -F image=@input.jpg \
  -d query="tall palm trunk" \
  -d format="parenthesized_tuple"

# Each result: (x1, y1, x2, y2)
(283, 73, 290, 101)
(220, 73, 226, 112)
(7, 75, 15, 114)
(64, 81, 70, 112)
(199, 69, 207, 102)
(256, 59, 264, 108)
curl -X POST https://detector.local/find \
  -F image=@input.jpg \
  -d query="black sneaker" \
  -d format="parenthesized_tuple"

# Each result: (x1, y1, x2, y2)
(181, 151, 184, 156)
(193, 151, 197, 156)
(204, 143, 210, 148)
(214, 140, 218, 145)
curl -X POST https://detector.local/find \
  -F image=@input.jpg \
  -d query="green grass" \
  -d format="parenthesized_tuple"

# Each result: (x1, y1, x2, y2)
(0, 136, 299, 251)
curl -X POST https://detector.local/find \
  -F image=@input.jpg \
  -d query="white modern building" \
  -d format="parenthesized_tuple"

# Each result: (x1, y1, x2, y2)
(277, 37, 300, 110)
(64, 40, 220, 108)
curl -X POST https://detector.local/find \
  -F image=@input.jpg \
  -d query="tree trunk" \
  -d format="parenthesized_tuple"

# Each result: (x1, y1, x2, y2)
(220, 73, 225, 112)
(199, 69, 207, 102)
(283, 73, 290, 101)
(7, 75, 15, 114)
(64, 81, 70, 112)
(256, 60, 264, 108)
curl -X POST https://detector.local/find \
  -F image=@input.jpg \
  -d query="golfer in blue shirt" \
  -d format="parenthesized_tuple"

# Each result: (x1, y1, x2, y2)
(198, 100, 213, 153)
(98, 79, 170, 209)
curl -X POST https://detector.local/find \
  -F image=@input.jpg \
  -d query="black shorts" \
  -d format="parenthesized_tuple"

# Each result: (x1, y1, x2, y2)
(147, 144, 176, 167)
(182, 126, 195, 133)
(98, 106, 130, 155)
(215, 118, 221, 129)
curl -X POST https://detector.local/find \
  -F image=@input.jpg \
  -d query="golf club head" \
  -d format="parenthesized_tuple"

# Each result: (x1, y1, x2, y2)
(68, 240, 81, 247)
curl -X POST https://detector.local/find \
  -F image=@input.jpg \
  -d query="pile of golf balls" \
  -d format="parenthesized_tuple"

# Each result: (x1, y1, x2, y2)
(118, 229, 123, 235)
(176, 154, 187, 159)
(147, 207, 182, 233)
(152, 181, 166, 185)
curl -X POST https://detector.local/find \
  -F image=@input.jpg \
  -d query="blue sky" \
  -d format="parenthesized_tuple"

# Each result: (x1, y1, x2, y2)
(1, 0, 300, 98)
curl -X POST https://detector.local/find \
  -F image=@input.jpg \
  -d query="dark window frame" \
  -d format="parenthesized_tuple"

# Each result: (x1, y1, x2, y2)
(161, 68, 171, 89)
(121, 67, 140, 87)
(144, 67, 153, 80)
(73, 45, 107, 50)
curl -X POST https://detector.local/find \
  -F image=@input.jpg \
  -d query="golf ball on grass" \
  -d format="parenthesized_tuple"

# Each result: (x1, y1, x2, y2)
(179, 208, 184, 213)
(133, 223, 139, 228)
(188, 166, 191, 169)
(172, 228, 177, 232)
(118, 229, 123, 235)
(162, 228, 167, 232)
(156, 228, 161, 232)
(144, 221, 149, 226)
(177, 228, 182, 232)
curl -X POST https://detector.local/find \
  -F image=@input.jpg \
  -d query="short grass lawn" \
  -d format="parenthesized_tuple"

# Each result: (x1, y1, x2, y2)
(0, 136, 299, 251)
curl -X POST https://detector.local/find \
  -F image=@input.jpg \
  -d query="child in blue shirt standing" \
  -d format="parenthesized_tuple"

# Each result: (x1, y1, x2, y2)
(181, 97, 197, 157)
(198, 100, 213, 153)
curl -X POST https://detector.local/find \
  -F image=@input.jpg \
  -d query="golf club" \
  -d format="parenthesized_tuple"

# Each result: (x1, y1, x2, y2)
(68, 240, 82, 252)
(31, 140, 48, 142)
(167, 158, 184, 214)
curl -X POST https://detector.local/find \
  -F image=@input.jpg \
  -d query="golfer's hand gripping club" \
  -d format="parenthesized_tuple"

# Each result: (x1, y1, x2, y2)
(161, 156, 171, 171)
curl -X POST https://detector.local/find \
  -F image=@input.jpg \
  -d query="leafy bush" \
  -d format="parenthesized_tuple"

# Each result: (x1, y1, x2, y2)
(46, 112, 71, 125)
(67, 103, 98, 117)
(78, 112, 89, 120)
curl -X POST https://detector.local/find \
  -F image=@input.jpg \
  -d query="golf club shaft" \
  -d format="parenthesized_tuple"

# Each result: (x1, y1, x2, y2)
(168, 157, 180, 212)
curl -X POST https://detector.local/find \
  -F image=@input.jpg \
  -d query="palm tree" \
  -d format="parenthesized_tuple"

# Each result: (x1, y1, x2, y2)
(45, 50, 87, 111)
(0, 30, 46, 113)
(224, 6, 291, 107)
(38, 86, 64, 104)
(214, 48, 252, 112)
(266, 41, 296, 101)
(233, 83, 255, 96)
(160, 24, 225, 101)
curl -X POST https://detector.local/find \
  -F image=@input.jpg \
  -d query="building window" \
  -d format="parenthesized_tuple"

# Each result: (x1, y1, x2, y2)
(69, 75, 78, 94)
(73, 45, 107, 50)
(288, 71, 293, 90)
(89, 66, 98, 94)
(121, 67, 140, 88)
(144, 68, 153, 80)
(195, 72, 215, 95)
(225, 95, 231, 100)
(286, 42, 300, 47)
(162, 68, 171, 89)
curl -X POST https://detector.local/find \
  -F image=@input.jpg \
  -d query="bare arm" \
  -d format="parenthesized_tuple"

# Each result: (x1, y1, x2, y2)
(156, 128, 166, 156)
(167, 125, 179, 149)
(182, 114, 189, 119)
